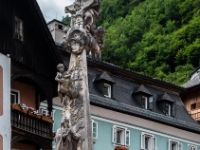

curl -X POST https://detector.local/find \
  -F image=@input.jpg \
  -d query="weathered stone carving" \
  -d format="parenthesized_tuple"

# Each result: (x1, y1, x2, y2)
(62, 0, 105, 60)
(55, 0, 105, 149)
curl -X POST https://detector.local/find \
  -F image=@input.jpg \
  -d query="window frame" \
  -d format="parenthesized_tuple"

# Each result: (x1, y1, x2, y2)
(188, 144, 197, 150)
(103, 83, 111, 98)
(14, 16, 23, 41)
(112, 125, 130, 146)
(11, 89, 20, 104)
(92, 120, 98, 139)
(141, 132, 156, 150)
(168, 140, 182, 150)
(141, 95, 154, 110)
(165, 102, 172, 116)
(141, 95, 149, 109)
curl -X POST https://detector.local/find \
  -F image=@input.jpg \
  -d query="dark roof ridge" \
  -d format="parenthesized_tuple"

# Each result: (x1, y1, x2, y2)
(47, 19, 68, 26)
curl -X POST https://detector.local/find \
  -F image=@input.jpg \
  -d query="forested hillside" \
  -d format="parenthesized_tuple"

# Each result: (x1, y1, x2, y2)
(63, 0, 200, 85)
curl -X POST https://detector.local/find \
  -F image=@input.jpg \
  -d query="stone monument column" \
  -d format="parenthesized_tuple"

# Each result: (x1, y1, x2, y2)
(69, 50, 92, 150)
(54, 0, 105, 150)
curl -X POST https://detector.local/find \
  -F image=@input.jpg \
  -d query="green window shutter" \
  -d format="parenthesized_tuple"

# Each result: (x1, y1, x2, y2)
(126, 130, 130, 146)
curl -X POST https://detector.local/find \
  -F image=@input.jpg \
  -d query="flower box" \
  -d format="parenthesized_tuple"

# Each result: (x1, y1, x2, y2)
(42, 116, 53, 123)
(115, 146, 128, 150)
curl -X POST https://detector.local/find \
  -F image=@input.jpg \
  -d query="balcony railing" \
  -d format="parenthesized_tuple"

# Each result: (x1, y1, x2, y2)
(11, 104, 53, 139)
(189, 109, 200, 122)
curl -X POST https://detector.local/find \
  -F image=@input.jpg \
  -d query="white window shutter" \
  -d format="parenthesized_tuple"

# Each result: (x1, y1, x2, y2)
(112, 125, 116, 143)
(168, 140, 171, 150)
(92, 121, 98, 139)
(178, 143, 182, 150)
(152, 137, 156, 150)
(141, 133, 145, 149)
(126, 130, 130, 146)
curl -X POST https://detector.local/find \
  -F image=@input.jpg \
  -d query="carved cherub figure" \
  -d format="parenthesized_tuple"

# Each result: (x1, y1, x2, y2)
(55, 64, 71, 103)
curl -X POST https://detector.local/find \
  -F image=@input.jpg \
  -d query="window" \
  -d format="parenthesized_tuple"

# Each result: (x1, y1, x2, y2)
(188, 145, 197, 150)
(11, 89, 20, 104)
(191, 103, 196, 110)
(165, 102, 171, 116)
(103, 83, 111, 98)
(112, 125, 130, 146)
(58, 24, 63, 30)
(141, 133, 156, 150)
(168, 140, 182, 150)
(141, 96, 153, 110)
(92, 120, 98, 139)
(142, 96, 148, 109)
(14, 16, 23, 41)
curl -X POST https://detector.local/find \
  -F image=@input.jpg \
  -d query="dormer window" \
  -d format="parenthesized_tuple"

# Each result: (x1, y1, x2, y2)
(14, 16, 23, 41)
(158, 92, 175, 117)
(103, 83, 111, 98)
(132, 85, 154, 110)
(141, 95, 154, 109)
(93, 72, 115, 99)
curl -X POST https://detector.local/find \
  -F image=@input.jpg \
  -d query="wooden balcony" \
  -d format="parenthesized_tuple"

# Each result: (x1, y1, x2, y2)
(11, 104, 54, 139)
(189, 109, 200, 122)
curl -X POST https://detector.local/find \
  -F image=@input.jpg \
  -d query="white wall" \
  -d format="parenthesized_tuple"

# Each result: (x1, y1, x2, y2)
(0, 53, 11, 150)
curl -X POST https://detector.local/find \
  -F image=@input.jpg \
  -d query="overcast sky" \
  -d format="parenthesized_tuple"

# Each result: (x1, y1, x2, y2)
(37, 0, 74, 22)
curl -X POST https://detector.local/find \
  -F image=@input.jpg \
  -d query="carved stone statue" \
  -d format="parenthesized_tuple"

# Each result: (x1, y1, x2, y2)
(55, 118, 81, 150)
(55, 0, 105, 149)
(62, 0, 105, 60)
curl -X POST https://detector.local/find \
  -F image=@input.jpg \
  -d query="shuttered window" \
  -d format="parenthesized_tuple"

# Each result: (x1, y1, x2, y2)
(168, 140, 181, 150)
(188, 145, 197, 150)
(92, 120, 98, 139)
(112, 125, 130, 146)
(141, 133, 156, 150)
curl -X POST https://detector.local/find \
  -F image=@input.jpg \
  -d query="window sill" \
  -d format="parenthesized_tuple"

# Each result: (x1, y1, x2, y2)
(113, 143, 129, 147)
(104, 95, 111, 98)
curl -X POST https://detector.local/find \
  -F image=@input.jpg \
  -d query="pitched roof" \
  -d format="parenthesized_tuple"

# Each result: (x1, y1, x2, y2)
(157, 92, 174, 102)
(132, 84, 152, 95)
(94, 72, 115, 83)
(183, 74, 200, 89)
